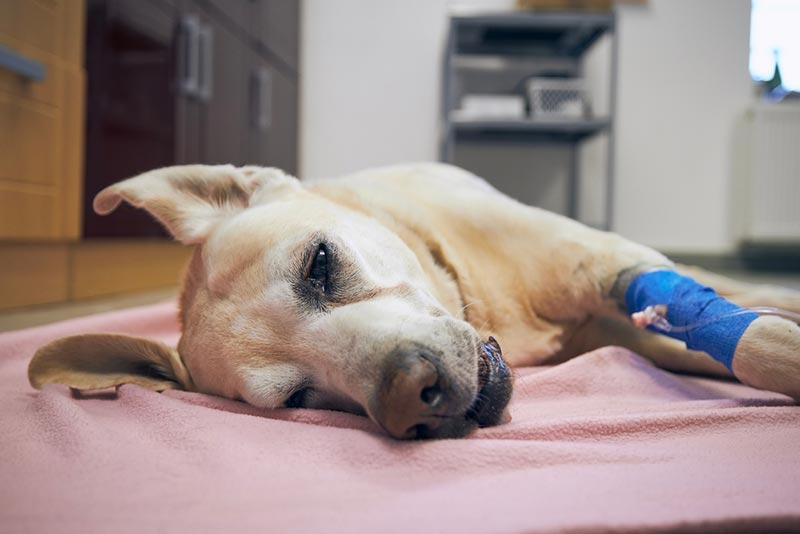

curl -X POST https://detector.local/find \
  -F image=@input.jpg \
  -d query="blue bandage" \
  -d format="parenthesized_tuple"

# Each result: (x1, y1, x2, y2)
(625, 270, 758, 371)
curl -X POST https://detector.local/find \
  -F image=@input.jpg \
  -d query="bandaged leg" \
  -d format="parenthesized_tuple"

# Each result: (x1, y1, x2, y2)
(623, 269, 800, 399)
(625, 270, 758, 371)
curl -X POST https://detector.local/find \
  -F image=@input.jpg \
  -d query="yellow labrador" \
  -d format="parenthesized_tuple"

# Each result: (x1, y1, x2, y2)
(29, 163, 800, 438)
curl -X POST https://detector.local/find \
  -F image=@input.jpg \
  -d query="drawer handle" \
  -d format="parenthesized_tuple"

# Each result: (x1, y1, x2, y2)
(251, 67, 272, 131)
(197, 23, 214, 102)
(0, 45, 45, 82)
(178, 15, 200, 96)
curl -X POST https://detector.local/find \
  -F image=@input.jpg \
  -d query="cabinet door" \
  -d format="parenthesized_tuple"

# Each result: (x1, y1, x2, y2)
(175, 7, 201, 165)
(269, 65, 298, 174)
(246, 56, 298, 175)
(254, 0, 300, 71)
(245, 54, 270, 166)
(83, 0, 178, 238)
(0, 0, 84, 239)
(193, 4, 249, 166)
(207, 0, 251, 36)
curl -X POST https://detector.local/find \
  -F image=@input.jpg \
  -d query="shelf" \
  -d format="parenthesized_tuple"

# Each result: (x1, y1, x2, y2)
(441, 10, 617, 227)
(450, 117, 610, 143)
(452, 54, 579, 78)
(452, 11, 614, 57)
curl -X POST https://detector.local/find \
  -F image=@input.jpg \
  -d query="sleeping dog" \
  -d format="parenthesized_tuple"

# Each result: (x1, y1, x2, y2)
(29, 163, 800, 438)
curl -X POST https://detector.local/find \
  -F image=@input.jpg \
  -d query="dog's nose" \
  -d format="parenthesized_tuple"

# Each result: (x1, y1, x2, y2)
(371, 350, 447, 439)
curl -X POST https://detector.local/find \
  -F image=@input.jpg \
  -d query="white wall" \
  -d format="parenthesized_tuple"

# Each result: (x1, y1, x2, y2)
(300, 0, 448, 178)
(300, 0, 515, 179)
(301, 0, 755, 253)
(613, 0, 752, 253)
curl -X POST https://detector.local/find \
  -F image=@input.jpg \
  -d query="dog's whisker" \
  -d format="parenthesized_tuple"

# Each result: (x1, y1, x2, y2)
(476, 318, 491, 333)
(461, 300, 482, 312)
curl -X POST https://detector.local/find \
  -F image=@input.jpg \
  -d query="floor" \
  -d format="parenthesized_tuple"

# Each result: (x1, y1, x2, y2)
(1, 270, 800, 334)
(0, 288, 178, 333)
(717, 269, 800, 291)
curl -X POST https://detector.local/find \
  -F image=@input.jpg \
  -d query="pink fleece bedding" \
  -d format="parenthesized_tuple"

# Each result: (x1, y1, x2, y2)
(1, 300, 799, 533)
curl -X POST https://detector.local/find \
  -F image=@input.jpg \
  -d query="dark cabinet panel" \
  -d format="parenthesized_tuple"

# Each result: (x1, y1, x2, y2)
(84, 0, 179, 237)
(207, 0, 252, 35)
(193, 3, 249, 166)
(255, 0, 300, 70)
(246, 57, 270, 166)
(246, 55, 298, 174)
(83, 0, 300, 238)
(268, 66, 298, 173)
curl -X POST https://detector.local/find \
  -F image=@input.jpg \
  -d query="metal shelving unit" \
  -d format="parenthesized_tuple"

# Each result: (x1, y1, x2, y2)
(440, 10, 617, 227)
(451, 117, 610, 143)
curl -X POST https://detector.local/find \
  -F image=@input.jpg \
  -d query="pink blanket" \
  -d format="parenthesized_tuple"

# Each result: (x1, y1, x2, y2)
(1, 301, 799, 533)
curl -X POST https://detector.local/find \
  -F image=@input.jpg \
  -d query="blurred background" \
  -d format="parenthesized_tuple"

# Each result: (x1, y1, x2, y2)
(1, 0, 799, 326)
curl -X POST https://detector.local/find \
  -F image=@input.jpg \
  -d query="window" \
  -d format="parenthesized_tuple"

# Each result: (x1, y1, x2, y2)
(750, 0, 800, 93)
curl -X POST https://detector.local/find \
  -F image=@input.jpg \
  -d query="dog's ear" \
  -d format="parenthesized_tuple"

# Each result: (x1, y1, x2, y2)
(28, 334, 195, 393)
(93, 165, 299, 244)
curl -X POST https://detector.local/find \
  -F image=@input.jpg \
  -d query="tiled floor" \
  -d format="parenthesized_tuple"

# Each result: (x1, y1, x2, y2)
(1, 271, 799, 334)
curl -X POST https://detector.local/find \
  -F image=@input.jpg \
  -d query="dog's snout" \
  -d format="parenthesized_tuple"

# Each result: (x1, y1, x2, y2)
(371, 349, 450, 439)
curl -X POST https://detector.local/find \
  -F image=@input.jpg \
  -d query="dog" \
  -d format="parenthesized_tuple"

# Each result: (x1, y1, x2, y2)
(28, 163, 800, 439)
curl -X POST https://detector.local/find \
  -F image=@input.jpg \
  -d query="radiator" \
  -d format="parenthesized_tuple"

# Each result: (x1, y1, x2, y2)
(741, 102, 800, 244)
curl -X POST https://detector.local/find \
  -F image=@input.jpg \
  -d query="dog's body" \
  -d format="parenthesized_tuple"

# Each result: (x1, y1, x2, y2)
(29, 163, 800, 438)
(310, 164, 669, 365)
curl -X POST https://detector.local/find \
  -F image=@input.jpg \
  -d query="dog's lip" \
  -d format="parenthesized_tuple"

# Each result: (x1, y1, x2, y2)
(466, 336, 513, 427)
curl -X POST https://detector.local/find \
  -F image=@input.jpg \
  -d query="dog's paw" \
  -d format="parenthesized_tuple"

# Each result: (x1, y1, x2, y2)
(733, 315, 800, 400)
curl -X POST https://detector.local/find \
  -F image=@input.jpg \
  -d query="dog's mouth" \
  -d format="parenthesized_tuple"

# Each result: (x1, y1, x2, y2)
(465, 336, 513, 427)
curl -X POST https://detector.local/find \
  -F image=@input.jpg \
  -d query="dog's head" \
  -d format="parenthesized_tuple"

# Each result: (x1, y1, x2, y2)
(29, 165, 512, 438)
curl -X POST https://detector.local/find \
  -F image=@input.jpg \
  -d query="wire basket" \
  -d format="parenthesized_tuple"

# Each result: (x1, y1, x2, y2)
(526, 78, 589, 120)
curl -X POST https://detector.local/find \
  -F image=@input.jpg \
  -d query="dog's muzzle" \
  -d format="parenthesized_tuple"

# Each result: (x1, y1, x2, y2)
(369, 337, 513, 439)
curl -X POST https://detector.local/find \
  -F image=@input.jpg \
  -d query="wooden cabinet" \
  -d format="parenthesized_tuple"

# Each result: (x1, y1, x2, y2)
(247, 53, 299, 174)
(193, 1, 250, 166)
(0, 0, 300, 311)
(0, 0, 85, 240)
(83, 0, 300, 237)
(253, 0, 300, 70)
(84, 0, 178, 237)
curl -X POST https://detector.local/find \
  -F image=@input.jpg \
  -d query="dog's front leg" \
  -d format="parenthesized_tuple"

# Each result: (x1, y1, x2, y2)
(605, 259, 800, 400)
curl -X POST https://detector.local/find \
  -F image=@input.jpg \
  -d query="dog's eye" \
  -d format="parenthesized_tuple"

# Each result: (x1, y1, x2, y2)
(308, 244, 329, 292)
(285, 387, 310, 408)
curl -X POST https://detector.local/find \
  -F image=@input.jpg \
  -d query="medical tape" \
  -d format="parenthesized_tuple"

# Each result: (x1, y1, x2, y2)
(625, 270, 758, 371)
